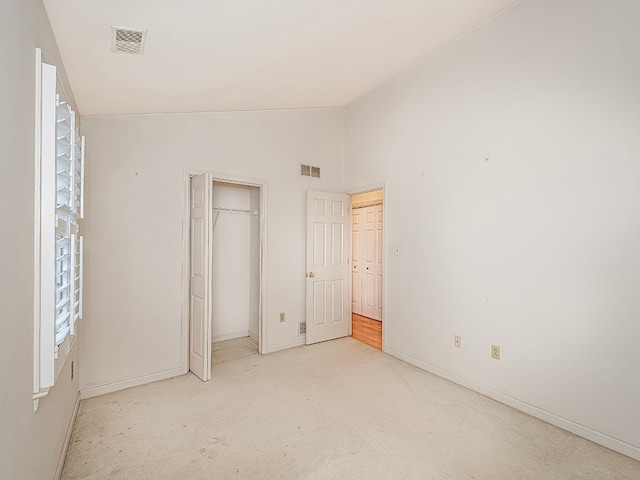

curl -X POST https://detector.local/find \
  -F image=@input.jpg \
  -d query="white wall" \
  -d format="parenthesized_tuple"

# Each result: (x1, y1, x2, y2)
(80, 108, 344, 395)
(345, 0, 640, 459)
(211, 182, 252, 342)
(0, 1, 81, 478)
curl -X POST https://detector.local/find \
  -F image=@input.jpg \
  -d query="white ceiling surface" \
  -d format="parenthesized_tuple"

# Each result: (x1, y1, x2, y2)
(44, 0, 518, 116)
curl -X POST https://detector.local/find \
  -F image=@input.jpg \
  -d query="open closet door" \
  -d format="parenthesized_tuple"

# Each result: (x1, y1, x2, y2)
(305, 191, 350, 345)
(189, 173, 212, 381)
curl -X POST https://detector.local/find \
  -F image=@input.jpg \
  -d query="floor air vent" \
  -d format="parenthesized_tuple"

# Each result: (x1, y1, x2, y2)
(111, 27, 147, 55)
(298, 322, 307, 335)
(300, 164, 320, 179)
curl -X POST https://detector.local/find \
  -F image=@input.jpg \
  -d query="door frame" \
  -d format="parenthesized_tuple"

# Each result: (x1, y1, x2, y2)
(346, 182, 386, 351)
(181, 168, 268, 375)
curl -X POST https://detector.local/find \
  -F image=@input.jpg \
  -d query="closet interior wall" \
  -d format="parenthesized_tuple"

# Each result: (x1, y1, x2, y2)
(211, 182, 260, 344)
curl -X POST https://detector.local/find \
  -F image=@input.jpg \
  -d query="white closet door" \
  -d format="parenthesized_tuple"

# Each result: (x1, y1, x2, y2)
(374, 204, 383, 318)
(189, 173, 212, 381)
(360, 205, 383, 321)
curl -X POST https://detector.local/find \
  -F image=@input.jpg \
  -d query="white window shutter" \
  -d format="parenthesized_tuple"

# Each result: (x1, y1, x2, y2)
(54, 95, 74, 351)
(39, 61, 58, 389)
(56, 97, 73, 215)
(37, 57, 86, 393)
(78, 235, 84, 321)
(54, 235, 72, 350)
(80, 136, 85, 219)
(70, 234, 82, 335)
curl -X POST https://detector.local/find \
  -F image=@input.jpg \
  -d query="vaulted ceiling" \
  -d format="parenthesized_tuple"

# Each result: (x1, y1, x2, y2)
(44, 0, 518, 116)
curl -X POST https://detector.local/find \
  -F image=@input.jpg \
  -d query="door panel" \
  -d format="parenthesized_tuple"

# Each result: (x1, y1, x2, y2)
(331, 279, 344, 323)
(331, 224, 344, 265)
(189, 173, 212, 381)
(306, 191, 350, 344)
(313, 223, 326, 266)
(363, 273, 375, 310)
(313, 281, 326, 326)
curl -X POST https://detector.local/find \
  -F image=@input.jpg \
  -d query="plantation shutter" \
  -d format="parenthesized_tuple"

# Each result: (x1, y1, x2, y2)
(38, 58, 86, 390)
(54, 98, 73, 350)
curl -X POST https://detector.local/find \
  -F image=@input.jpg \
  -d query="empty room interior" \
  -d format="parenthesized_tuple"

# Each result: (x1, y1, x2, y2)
(2, 0, 640, 479)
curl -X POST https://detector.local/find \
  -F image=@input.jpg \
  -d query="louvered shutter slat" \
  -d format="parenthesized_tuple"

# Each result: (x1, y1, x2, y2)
(55, 310, 71, 328)
(55, 297, 70, 311)
(55, 326, 71, 347)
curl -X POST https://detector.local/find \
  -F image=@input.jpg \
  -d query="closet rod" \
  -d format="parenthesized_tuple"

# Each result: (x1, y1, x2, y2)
(212, 207, 258, 215)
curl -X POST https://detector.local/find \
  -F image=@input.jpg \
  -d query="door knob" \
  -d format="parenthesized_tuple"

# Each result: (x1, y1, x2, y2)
(308, 272, 315, 278)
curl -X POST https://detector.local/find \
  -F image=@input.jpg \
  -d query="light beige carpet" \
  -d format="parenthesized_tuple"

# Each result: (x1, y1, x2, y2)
(62, 337, 640, 479)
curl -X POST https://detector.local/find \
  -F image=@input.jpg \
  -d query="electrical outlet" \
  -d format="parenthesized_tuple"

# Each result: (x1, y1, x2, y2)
(491, 344, 501, 360)
(279, 312, 285, 323)
(454, 335, 462, 348)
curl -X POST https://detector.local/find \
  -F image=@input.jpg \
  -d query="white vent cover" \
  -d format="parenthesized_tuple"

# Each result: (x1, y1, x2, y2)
(298, 322, 307, 335)
(300, 164, 320, 179)
(111, 27, 147, 55)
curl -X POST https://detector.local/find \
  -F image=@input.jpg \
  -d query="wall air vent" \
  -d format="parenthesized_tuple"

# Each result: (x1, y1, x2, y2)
(298, 322, 307, 336)
(300, 164, 320, 179)
(111, 27, 147, 55)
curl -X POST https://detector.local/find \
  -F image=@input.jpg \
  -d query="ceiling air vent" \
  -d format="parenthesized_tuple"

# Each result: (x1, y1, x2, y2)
(300, 164, 320, 179)
(111, 26, 147, 55)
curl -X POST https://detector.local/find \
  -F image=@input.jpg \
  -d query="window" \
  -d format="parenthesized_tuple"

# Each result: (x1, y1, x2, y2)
(33, 48, 85, 411)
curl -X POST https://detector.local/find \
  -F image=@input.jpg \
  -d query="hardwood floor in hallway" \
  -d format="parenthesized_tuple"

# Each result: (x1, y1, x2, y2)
(351, 313, 382, 350)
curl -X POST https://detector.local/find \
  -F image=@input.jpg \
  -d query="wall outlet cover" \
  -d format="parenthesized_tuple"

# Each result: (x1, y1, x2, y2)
(491, 344, 501, 360)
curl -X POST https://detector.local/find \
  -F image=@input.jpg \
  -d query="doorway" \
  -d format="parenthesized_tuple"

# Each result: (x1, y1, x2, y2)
(184, 172, 265, 381)
(211, 181, 260, 361)
(351, 189, 383, 350)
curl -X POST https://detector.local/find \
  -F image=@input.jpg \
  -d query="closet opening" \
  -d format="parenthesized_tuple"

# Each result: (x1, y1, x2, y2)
(184, 172, 265, 382)
(350, 188, 383, 350)
(211, 181, 261, 363)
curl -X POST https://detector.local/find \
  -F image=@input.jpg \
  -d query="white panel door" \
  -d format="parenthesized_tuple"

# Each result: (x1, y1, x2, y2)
(306, 191, 350, 345)
(361, 205, 383, 320)
(375, 204, 383, 318)
(189, 173, 212, 381)
(351, 209, 363, 315)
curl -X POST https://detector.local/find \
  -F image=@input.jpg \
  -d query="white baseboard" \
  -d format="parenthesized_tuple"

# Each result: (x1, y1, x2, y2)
(262, 337, 305, 354)
(384, 346, 640, 462)
(80, 367, 183, 399)
(54, 391, 80, 480)
(248, 330, 258, 345)
(212, 330, 249, 343)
